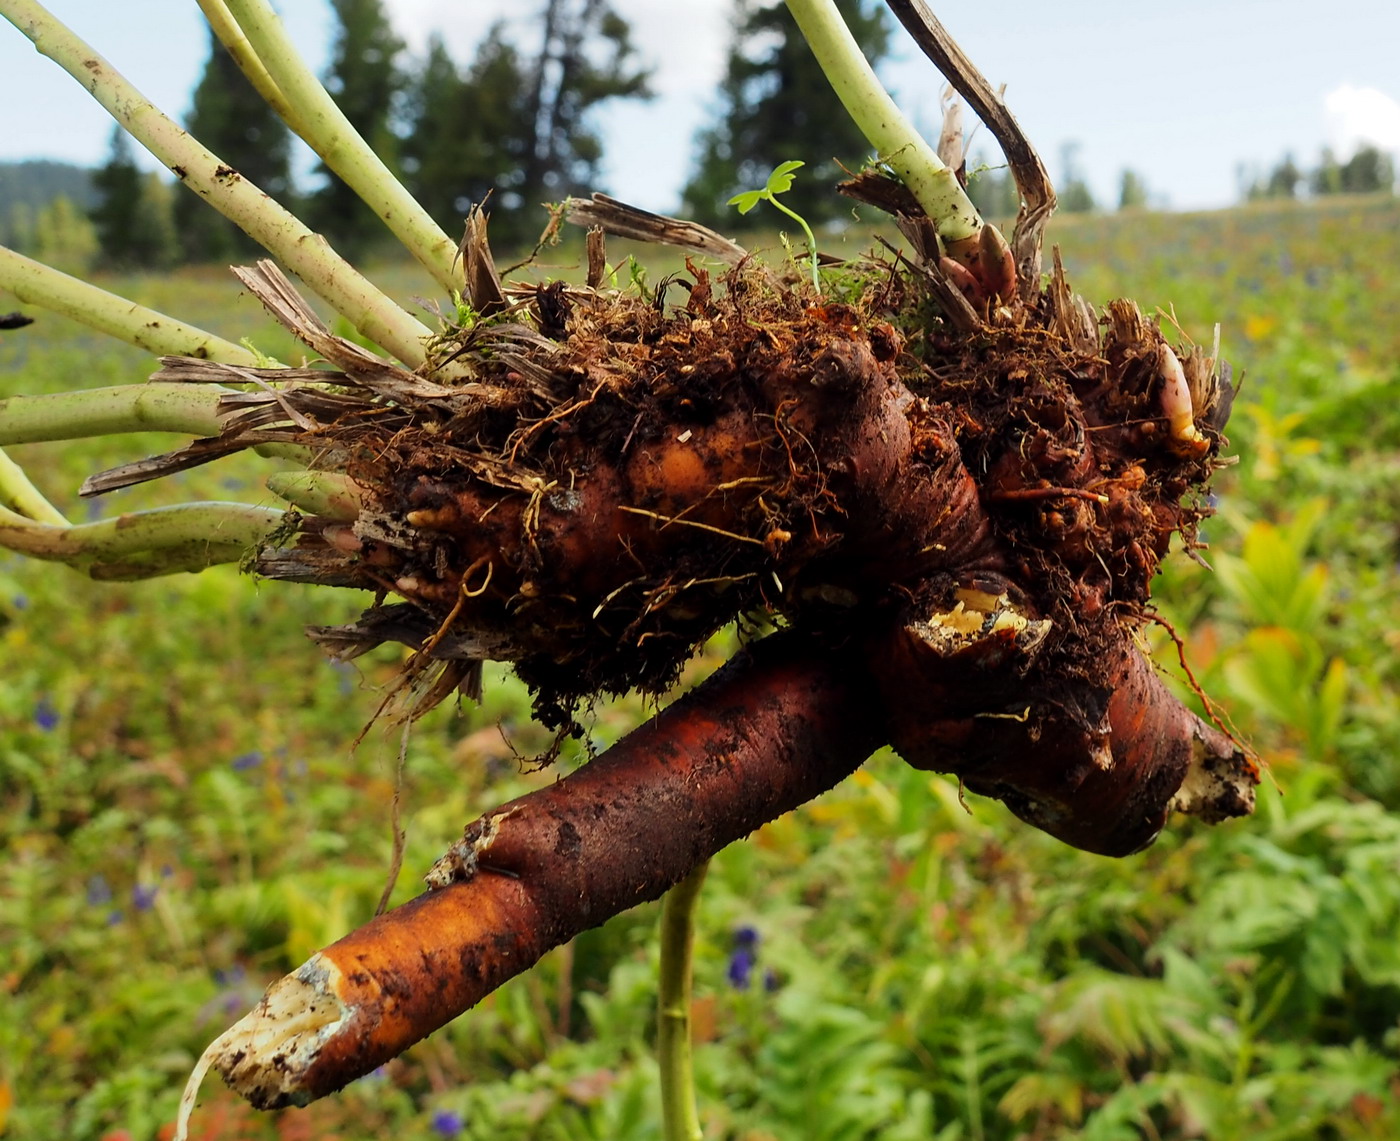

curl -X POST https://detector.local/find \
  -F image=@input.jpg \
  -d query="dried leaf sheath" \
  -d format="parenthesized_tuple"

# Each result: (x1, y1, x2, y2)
(195, 633, 882, 1109)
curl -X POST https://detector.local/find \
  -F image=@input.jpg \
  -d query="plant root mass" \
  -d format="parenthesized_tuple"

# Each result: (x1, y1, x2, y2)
(151, 244, 1255, 859)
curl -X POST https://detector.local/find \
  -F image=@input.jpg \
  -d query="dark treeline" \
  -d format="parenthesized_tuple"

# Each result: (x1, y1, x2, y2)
(5, 1, 1397, 272)
(1244, 145, 1396, 202)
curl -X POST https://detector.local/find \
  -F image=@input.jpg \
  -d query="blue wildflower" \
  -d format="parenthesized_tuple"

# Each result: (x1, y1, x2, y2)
(106, 909, 124, 926)
(213, 964, 246, 988)
(727, 926, 761, 990)
(86, 875, 113, 905)
(132, 883, 159, 912)
(728, 948, 755, 990)
(12, 593, 27, 610)
(34, 696, 59, 732)
(431, 1109, 464, 1138)
(230, 751, 264, 771)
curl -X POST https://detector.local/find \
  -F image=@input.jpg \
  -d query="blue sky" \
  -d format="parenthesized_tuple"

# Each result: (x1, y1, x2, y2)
(2, 1, 1398, 213)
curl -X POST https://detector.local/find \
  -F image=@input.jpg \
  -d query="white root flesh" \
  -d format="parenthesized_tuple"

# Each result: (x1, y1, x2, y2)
(1158, 343, 1207, 451)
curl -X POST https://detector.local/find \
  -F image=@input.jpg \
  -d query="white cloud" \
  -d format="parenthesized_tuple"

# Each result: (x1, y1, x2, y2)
(1324, 84, 1400, 156)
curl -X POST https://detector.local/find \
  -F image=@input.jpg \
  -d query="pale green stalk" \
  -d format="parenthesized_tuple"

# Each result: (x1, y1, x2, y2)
(0, 246, 261, 364)
(0, 447, 68, 525)
(0, 384, 228, 445)
(658, 860, 709, 1141)
(0, 500, 281, 579)
(194, 0, 306, 133)
(218, 0, 463, 293)
(264, 471, 364, 519)
(783, 0, 982, 246)
(0, 0, 434, 366)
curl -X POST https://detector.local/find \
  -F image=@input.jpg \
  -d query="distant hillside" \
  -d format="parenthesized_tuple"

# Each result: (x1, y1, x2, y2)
(0, 159, 95, 244)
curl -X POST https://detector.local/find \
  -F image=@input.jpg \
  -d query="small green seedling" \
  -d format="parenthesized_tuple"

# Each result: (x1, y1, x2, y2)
(729, 160, 821, 292)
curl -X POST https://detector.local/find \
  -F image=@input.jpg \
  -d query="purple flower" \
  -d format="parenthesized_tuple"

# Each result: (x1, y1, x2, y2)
(728, 948, 756, 990)
(12, 593, 27, 610)
(230, 751, 264, 771)
(728, 926, 762, 990)
(106, 909, 124, 926)
(34, 696, 59, 732)
(431, 1109, 464, 1138)
(132, 883, 159, 912)
(213, 964, 246, 988)
(86, 875, 113, 905)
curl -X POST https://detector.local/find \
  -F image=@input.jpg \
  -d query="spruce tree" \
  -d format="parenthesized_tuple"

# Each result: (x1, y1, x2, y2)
(1118, 169, 1149, 210)
(307, 0, 406, 257)
(1339, 145, 1395, 194)
(177, 27, 294, 263)
(515, 1, 650, 220)
(682, 0, 891, 227)
(89, 128, 177, 269)
(401, 30, 532, 240)
(400, 3, 649, 249)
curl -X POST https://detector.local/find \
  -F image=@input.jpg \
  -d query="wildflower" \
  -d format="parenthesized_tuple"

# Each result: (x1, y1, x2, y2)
(34, 696, 59, 732)
(727, 925, 760, 990)
(230, 751, 264, 771)
(12, 592, 27, 610)
(213, 964, 246, 988)
(132, 883, 159, 912)
(430, 1109, 464, 1138)
(86, 875, 113, 906)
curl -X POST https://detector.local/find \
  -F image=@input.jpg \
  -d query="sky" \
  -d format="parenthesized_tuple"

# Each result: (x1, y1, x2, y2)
(1, 1, 1398, 214)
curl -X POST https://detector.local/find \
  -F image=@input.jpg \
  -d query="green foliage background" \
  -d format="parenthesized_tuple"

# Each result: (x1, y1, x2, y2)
(2, 196, 1400, 1140)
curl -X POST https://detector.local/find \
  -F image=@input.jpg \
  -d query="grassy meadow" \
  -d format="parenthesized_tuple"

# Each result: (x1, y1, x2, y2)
(2, 196, 1400, 1140)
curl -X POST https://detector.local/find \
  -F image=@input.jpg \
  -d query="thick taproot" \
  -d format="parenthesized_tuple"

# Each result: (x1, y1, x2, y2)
(210, 632, 884, 1107)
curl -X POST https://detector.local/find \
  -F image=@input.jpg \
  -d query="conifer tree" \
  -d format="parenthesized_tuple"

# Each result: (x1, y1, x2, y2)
(1118, 169, 1149, 210)
(306, 0, 406, 257)
(177, 27, 294, 263)
(1338, 145, 1395, 194)
(401, 30, 532, 240)
(400, 3, 649, 249)
(682, 0, 890, 227)
(89, 127, 177, 269)
(515, 0, 650, 220)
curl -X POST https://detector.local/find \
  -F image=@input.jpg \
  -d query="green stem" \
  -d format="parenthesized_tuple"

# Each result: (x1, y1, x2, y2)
(216, 0, 463, 294)
(658, 859, 709, 1141)
(0, 246, 261, 364)
(264, 471, 364, 520)
(194, 0, 305, 131)
(0, 447, 68, 525)
(0, 500, 281, 579)
(0, 0, 434, 366)
(783, 0, 982, 246)
(0, 384, 228, 445)
(770, 197, 821, 291)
